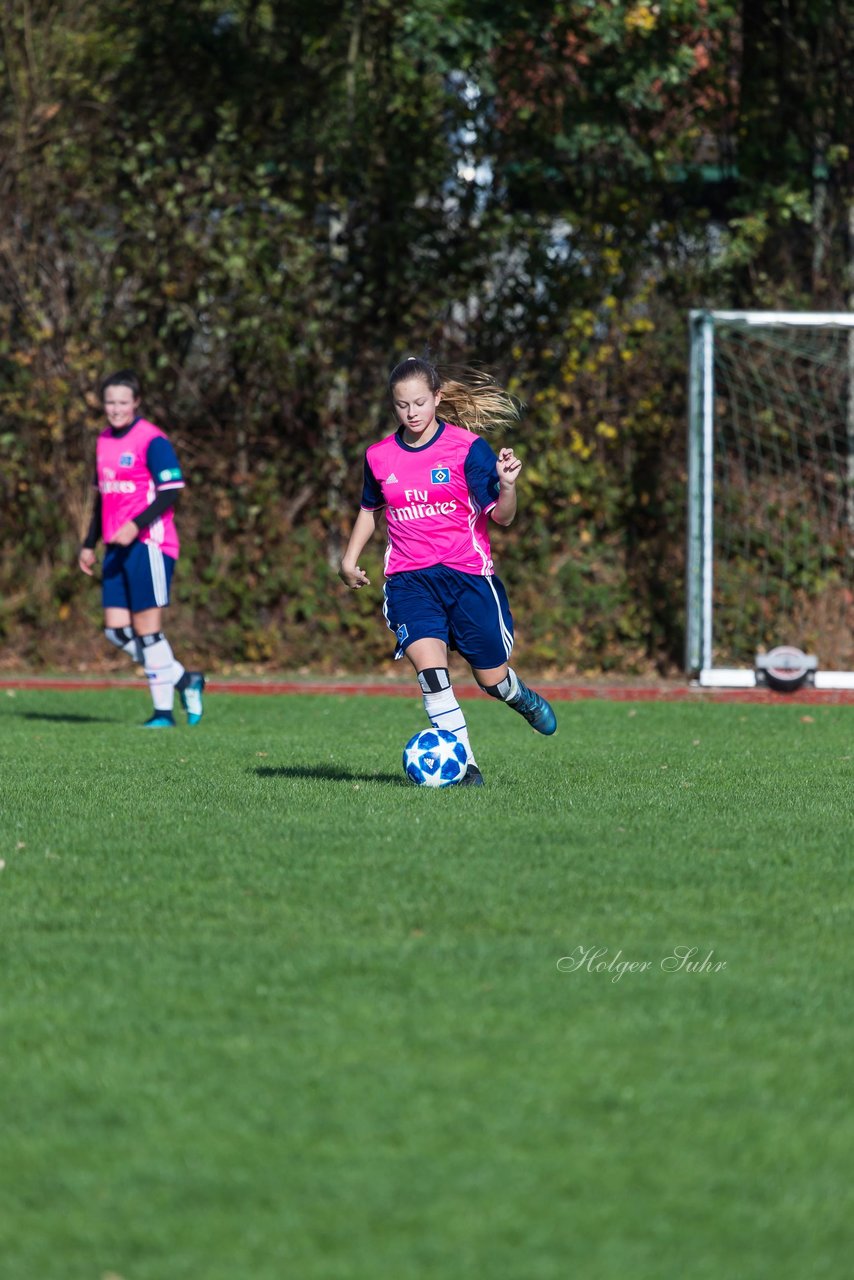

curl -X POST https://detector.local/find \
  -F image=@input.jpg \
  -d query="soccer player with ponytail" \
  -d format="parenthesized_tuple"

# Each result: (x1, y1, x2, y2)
(339, 355, 556, 785)
(78, 370, 205, 728)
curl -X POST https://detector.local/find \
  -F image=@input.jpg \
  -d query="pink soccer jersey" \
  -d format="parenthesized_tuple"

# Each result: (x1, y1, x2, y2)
(96, 418, 184, 558)
(361, 422, 501, 576)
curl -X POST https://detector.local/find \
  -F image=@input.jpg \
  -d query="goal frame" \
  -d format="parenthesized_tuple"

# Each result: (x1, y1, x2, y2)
(686, 309, 854, 690)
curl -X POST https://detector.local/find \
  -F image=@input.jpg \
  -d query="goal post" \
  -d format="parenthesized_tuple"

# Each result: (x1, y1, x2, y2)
(686, 310, 854, 690)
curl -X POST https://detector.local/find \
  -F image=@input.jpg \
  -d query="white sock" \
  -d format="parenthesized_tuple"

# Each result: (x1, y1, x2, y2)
(140, 633, 179, 712)
(418, 670, 476, 765)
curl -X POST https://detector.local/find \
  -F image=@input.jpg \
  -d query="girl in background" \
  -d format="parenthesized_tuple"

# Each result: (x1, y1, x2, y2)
(78, 370, 205, 727)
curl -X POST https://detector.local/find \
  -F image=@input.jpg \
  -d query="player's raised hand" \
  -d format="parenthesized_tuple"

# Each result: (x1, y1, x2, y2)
(497, 447, 522, 487)
(339, 562, 371, 590)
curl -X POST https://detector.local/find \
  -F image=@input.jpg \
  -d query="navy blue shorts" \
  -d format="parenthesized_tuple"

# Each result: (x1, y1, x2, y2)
(102, 541, 175, 613)
(383, 565, 514, 670)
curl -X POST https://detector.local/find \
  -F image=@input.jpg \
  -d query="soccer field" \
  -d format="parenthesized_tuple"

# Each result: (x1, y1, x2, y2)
(1, 689, 852, 1279)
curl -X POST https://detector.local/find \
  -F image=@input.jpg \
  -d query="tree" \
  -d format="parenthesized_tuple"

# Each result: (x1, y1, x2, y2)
(1, 1, 849, 670)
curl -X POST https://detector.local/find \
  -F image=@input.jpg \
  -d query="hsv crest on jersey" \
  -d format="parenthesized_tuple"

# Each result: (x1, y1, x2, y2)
(431, 467, 450, 483)
(119, 452, 134, 467)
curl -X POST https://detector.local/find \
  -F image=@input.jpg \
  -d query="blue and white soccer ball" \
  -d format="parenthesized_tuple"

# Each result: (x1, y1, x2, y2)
(403, 728, 468, 788)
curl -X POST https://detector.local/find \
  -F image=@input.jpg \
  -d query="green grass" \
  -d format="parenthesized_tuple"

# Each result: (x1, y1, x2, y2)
(1, 688, 852, 1279)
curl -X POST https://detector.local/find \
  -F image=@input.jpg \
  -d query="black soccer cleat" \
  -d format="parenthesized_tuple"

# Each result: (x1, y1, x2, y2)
(458, 763, 485, 786)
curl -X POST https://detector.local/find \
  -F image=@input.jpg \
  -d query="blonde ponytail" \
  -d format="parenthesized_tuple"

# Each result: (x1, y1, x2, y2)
(437, 367, 522, 434)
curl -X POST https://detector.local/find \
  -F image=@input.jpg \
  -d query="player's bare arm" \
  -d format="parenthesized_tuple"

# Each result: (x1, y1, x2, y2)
(492, 448, 521, 526)
(339, 508, 377, 589)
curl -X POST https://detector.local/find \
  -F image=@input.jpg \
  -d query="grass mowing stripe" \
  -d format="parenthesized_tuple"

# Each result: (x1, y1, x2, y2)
(1, 691, 852, 1279)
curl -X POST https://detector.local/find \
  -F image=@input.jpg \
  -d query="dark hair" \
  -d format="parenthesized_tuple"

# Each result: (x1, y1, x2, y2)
(101, 369, 142, 399)
(388, 355, 521, 434)
(388, 355, 441, 394)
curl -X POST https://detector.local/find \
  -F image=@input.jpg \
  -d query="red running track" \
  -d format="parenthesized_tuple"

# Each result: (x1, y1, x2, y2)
(1, 677, 853, 704)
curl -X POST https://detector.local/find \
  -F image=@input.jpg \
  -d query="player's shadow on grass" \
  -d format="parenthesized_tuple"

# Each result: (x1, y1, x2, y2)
(17, 711, 117, 724)
(253, 764, 405, 785)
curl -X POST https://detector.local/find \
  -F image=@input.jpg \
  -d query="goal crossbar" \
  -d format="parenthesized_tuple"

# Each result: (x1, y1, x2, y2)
(701, 311, 854, 327)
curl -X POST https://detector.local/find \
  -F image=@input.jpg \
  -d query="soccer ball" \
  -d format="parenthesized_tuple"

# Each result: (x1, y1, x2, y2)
(402, 728, 468, 788)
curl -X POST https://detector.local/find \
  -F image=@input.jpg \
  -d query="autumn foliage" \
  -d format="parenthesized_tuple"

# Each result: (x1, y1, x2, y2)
(1, 1, 851, 673)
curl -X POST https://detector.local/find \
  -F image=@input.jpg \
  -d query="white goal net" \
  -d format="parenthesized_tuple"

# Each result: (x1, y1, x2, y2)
(686, 311, 854, 688)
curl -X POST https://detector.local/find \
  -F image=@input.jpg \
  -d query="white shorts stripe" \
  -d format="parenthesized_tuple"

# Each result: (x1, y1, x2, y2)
(485, 575, 514, 658)
(147, 541, 169, 608)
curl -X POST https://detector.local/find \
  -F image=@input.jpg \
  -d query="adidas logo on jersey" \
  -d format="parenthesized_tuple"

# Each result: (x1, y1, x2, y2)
(386, 472, 398, 484)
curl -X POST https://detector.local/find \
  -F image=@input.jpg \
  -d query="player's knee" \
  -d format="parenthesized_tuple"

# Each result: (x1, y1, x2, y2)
(105, 625, 135, 650)
(478, 672, 514, 701)
(417, 667, 451, 695)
